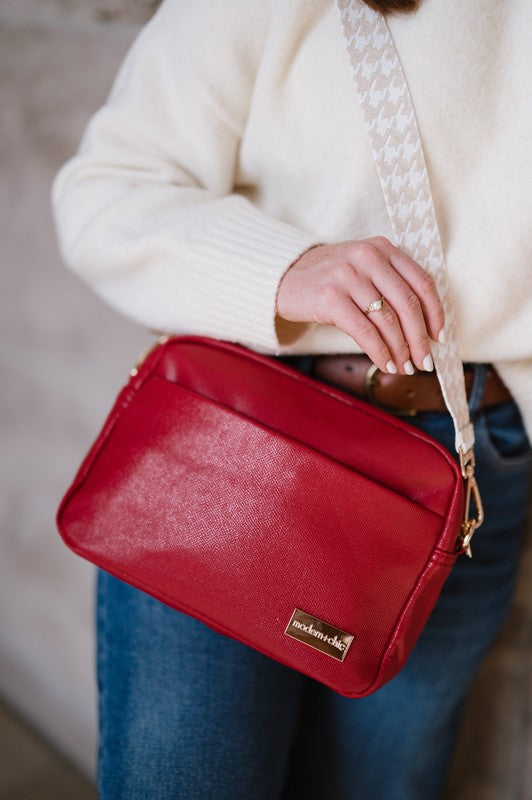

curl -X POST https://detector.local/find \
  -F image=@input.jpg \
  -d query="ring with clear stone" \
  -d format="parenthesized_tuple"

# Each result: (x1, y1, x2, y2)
(365, 297, 385, 314)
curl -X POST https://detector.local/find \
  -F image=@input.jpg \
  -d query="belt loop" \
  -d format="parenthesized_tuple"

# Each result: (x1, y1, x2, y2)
(294, 355, 317, 377)
(467, 364, 487, 418)
(279, 354, 318, 377)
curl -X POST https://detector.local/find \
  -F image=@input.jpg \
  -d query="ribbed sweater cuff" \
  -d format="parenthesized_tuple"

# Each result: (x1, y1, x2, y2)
(186, 196, 319, 352)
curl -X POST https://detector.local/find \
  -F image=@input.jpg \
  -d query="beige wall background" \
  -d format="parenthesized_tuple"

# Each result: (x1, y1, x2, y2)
(1, 1, 531, 796)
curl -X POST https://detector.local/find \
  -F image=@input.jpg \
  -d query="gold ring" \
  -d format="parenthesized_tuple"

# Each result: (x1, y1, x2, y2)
(365, 297, 385, 314)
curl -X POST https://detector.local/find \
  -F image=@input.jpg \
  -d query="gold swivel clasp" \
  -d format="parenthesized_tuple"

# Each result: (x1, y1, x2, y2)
(458, 449, 484, 558)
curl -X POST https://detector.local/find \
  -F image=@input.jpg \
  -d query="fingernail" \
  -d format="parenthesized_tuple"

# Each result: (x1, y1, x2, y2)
(386, 360, 397, 374)
(423, 354, 434, 372)
(403, 360, 415, 375)
(438, 329, 446, 344)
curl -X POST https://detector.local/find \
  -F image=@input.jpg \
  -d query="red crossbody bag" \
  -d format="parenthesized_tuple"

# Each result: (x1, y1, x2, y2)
(55, 1, 483, 697)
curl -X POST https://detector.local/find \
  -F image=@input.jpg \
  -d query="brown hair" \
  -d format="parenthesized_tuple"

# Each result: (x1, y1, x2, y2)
(361, 0, 420, 14)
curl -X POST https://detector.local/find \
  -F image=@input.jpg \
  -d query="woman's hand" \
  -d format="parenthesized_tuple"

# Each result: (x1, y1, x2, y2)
(275, 238, 445, 375)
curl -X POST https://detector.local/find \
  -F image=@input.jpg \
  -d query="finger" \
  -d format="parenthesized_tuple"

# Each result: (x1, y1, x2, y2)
(353, 287, 413, 375)
(371, 267, 435, 373)
(329, 293, 398, 375)
(386, 245, 445, 343)
(345, 243, 422, 373)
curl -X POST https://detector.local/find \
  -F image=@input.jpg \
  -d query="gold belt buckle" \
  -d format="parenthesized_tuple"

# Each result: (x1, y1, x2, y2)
(365, 363, 418, 417)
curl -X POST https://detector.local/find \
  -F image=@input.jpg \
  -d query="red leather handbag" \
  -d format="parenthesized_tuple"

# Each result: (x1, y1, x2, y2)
(57, 334, 479, 698)
(55, 1, 483, 697)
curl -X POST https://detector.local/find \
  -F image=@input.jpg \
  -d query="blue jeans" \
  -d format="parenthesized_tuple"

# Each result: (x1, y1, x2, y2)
(96, 364, 531, 800)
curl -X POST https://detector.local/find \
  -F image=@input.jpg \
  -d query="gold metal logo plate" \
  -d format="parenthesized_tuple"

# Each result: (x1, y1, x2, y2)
(284, 609, 354, 662)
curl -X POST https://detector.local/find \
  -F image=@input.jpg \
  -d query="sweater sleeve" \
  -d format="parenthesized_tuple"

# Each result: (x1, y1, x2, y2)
(50, 0, 318, 353)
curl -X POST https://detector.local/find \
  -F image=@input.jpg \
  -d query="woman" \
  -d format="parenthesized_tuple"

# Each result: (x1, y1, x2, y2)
(51, 0, 532, 797)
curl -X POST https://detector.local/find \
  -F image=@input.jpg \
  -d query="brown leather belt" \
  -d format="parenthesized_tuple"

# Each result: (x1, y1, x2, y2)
(310, 354, 511, 416)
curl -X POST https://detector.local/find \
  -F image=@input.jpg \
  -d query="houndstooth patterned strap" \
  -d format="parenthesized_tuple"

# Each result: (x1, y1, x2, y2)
(336, 0, 474, 455)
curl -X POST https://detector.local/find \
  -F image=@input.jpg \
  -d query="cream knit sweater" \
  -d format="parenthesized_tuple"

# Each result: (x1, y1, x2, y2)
(51, 0, 532, 440)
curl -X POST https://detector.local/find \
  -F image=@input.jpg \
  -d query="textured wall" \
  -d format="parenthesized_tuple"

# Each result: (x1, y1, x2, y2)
(1, 0, 161, 26)
(0, 0, 156, 777)
(1, 0, 531, 794)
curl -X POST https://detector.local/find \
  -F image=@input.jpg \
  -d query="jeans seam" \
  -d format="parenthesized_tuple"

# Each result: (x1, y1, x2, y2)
(96, 569, 108, 796)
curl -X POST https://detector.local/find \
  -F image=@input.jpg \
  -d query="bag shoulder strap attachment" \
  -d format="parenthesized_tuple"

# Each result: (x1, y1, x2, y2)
(336, 0, 483, 551)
